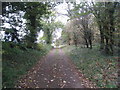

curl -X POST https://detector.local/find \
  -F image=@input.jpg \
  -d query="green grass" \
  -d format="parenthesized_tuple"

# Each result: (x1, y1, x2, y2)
(63, 45, 118, 88)
(2, 43, 52, 88)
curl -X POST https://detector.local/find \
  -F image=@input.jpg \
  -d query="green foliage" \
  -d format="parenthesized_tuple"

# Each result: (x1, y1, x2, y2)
(2, 2, 51, 48)
(91, 2, 120, 55)
(41, 20, 63, 44)
(35, 43, 52, 51)
(2, 2, 27, 42)
(2, 42, 51, 88)
(23, 2, 51, 48)
(63, 45, 118, 88)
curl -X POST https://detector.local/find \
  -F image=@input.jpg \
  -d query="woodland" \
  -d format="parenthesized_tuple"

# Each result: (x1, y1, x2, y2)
(1, 1, 120, 88)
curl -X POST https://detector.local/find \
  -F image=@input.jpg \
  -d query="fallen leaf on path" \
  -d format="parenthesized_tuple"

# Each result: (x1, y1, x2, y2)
(63, 80, 66, 83)
(44, 78, 47, 80)
(41, 74, 44, 76)
(50, 79, 54, 82)
(33, 71, 37, 73)
(68, 81, 70, 83)
(53, 75, 56, 78)
(70, 77, 73, 79)
(36, 86, 39, 88)
(73, 80, 76, 82)
(47, 81, 50, 83)
(61, 84, 65, 88)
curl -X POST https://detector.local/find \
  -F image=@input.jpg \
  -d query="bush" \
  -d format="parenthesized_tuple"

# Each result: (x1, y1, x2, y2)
(35, 43, 45, 51)
(2, 42, 52, 88)
(63, 45, 118, 88)
(35, 43, 52, 51)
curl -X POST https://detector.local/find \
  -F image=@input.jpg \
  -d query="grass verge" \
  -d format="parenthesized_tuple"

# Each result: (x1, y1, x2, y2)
(63, 45, 118, 88)
(2, 43, 52, 88)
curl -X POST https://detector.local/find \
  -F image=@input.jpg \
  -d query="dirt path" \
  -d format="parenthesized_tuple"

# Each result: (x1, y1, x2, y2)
(17, 49, 86, 88)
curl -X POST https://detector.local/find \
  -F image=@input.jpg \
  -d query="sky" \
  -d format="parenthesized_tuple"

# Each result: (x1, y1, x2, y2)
(55, 1, 69, 25)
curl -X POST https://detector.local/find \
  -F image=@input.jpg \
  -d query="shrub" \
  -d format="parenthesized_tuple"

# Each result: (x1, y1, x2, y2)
(2, 42, 52, 88)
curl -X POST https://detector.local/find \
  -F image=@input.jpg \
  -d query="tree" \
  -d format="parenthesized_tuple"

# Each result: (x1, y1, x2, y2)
(2, 2, 25, 43)
(91, 2, 118, 55)
(41, 16, 63, 44)
(2, 2, 51, 49)
(77, 15, 94, 49)
(64, 2, 94, 48)
(23, 2, 51, 48)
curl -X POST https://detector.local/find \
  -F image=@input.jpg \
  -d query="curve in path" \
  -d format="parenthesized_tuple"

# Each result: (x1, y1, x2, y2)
(17, 49, 85, 88)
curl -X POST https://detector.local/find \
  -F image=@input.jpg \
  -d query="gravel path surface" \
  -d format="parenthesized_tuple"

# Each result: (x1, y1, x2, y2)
(17, 49, 88, 88)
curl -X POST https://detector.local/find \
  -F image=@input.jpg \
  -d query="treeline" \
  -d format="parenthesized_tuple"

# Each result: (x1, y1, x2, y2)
(2, 2, 49, 49)
(62, 2, 120, 55)
(1, 2, 63, 50)
(1, 2, 62, 87)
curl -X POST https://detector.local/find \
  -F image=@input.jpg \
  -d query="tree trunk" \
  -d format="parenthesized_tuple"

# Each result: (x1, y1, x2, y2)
(99, 25, 105, 50)
(73, 32, 78, 47)
(104, 26, 113, 55)
(89, 38, 92, 49)
(109, 13, 115, 55)
(27, 15, 37, 49)
(85, 38, 89, 48)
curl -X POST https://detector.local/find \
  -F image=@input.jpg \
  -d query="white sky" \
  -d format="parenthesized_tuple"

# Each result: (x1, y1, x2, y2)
(55, 2, 69, 25)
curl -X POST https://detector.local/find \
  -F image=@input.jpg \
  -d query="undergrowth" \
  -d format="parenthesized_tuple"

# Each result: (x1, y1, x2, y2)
(2, 42, 52, 88)
(63, 45, 118, 88)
